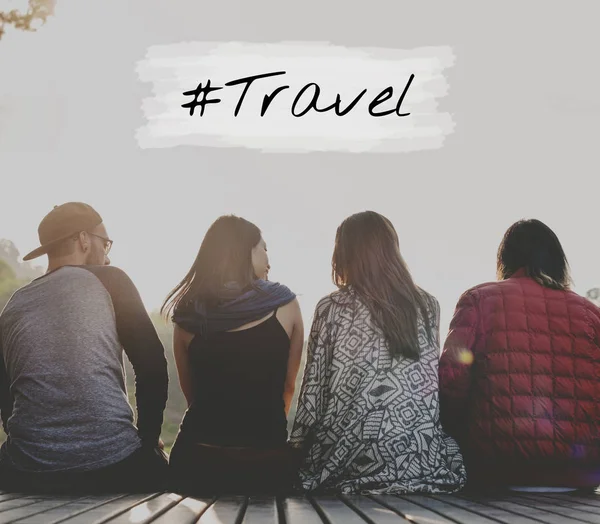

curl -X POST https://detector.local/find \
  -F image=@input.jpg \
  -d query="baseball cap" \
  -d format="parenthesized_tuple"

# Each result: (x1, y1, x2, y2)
(23, 202, 103, 261)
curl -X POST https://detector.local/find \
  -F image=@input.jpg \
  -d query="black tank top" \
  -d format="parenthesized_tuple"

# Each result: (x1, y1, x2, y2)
(179, 310, 291, 447)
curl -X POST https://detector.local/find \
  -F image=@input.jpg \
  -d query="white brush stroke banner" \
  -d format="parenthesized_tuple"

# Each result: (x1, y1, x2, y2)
(136, 42, 455, 153)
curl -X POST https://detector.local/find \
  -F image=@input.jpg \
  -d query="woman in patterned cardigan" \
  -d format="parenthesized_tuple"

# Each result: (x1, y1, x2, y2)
(289, 211, 466, 494)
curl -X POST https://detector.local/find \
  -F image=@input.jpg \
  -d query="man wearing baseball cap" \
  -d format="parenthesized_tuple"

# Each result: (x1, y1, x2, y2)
(0, 202, 169, 493)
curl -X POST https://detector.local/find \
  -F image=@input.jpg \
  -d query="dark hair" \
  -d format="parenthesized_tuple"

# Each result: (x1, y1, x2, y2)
(332, 211, 433, 360)
(161, 215, 262, 319)
(497, 219, 571, 290)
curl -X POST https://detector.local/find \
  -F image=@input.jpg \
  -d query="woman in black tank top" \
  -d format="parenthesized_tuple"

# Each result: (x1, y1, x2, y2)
(181, 310, 290, 447)
(162, 216, 304, 494)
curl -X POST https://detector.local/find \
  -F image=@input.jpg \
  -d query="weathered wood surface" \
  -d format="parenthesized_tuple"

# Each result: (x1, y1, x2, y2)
(1, 490, 599, 523)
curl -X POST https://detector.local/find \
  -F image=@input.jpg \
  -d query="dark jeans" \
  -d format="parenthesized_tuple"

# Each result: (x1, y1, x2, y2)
(169, 436, 300, 495)
(0, 445, 168, 494)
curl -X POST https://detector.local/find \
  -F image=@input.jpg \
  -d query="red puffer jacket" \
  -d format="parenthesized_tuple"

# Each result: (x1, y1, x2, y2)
(439, 269, 600, 488)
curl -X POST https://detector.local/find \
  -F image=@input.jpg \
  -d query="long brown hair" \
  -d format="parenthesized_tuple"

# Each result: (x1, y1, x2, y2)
(161, 215, 262, 319)
(332, 211, 433, 360)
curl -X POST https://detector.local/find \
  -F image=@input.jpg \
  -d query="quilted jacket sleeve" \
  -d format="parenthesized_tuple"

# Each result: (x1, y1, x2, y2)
(439, 290, 479, 442)
(288, 297, 334, 451)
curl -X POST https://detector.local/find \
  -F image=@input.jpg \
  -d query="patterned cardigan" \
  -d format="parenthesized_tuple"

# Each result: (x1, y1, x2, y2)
(289, 288, 466, 494)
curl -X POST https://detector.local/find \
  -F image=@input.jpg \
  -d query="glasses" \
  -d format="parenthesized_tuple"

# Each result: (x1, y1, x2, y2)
(87, 232, 113, 255)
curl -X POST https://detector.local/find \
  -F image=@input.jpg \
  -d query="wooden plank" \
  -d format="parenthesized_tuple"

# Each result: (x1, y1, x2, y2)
(535, 492, 600, 509)
(99, 493, 182, 524)
(461, 496, 573, 524)
(0, 496, 39, 510)
(400, 494, 502, 524)
(341, 495, 411, 523)
(0, 495, 32, 503)
(5, 495, 126, 524)
(197, 495, 247, 524)
(432, 495, 545, 524)
(281, 496, 324, 524)
(150, 497, 214, 524)
(5, 491, 600, 524)
(0, 496, 85, 524)
(537, 493, 600, 512)
(370, 495, 457, 524)
(57, 493, 159, 524)
(507, 494, 600, 523)
(0, 497, 43, 515)
(311, 496, 368, 524)
(240, 496, 279, 524)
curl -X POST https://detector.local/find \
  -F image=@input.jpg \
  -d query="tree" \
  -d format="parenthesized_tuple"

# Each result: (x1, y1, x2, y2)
(0, 239, 19, 263)
(0, 0, 55, 40)
(0, 238, 44, 311)
(0, 258, 22, 311)
(586, 288, 600, 307)
(0, 248, 33, 443)
(0, 239, 44, 280)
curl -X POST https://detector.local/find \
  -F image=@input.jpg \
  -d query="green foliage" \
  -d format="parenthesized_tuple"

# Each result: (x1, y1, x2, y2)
(0, 259, 29, 312)
(124, 313, 187, 452)
(0, 239, 43, 311)
(0, 239, 44, 281)
(0, 259, 17, 306)
(0, 0, 55, 40)
(587, 288, 600, 306)
(0, 249, 40, 443)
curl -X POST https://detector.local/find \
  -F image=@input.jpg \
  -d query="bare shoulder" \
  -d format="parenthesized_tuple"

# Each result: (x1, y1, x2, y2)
(173, 322, 195, 345)
(279, 297, 301, 314)
(276, 298, 302, 335)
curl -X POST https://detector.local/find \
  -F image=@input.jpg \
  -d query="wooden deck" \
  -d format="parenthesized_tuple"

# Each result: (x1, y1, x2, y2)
(1, 490, 600, 523)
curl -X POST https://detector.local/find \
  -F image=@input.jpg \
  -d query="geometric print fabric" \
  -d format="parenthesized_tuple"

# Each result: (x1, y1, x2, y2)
(289, 288, 466, 493)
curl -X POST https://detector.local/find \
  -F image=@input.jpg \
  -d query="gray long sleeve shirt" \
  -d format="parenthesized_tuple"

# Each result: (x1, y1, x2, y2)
(0, 265, 168, 472)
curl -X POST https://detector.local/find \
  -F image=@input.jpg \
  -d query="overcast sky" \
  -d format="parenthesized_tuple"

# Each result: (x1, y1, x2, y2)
(1, 0, 599, 335)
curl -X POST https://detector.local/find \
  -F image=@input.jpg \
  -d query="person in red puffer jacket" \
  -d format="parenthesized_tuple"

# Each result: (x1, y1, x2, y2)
(439, 219, 600, 490)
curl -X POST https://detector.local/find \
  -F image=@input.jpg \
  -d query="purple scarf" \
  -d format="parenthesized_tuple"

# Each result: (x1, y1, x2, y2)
(172, 279, 296, 337)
